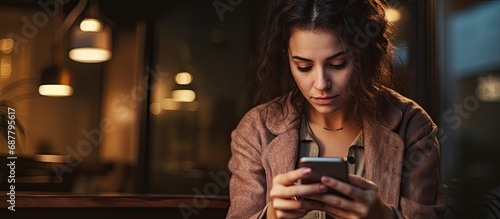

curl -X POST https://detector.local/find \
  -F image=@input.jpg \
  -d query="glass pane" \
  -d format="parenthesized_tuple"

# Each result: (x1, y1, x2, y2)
(437, 0, 500, 217)
(147, 1, 258, 195)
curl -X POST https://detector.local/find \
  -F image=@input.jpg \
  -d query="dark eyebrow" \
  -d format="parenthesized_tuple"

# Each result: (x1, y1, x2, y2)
(291, 51, 345, 62)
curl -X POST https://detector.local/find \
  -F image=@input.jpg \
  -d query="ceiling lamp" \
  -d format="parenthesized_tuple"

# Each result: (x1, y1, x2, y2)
(69, 0, 112, 63)
(39, 0, 87, 97)
(39, 65, 73, 97)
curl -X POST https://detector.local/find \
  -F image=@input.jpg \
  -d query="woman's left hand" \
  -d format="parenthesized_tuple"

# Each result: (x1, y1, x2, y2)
(304, 174, 395, 219)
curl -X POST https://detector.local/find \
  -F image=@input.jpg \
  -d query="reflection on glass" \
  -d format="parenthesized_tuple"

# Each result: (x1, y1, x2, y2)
(172, 89, 196, 102)
(477, 74, 500, 102)
(150, 102, 162, 115)
(175, 72, 193, 85)
(161, 98, 181, 110)
(146, 0, 256, 196)
(0, 38, 14, 54)
(161, 98, 199, 111)
(1, 56, 12, 80)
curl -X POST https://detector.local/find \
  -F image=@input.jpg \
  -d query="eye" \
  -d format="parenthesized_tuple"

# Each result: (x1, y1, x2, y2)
(296, 66, 312, 72)
(329, 62, 347, 70)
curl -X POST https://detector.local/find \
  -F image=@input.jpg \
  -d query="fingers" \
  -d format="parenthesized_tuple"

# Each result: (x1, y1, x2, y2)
(307, 193, 370, 217)
(302, 176, 378, 217)
(269, 168, 330, 218)
(270, 180, 327, 199)
(270, 172, 383, 218)
(274, 167, 312, 186)
(320, 175, 376, 202)
(268, 200, 309, 219)
(348, 174, 377, 191)
(271, 168, 329, 199)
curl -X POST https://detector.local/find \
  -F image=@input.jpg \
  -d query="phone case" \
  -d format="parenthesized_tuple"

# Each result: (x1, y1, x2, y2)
(298, 157, 350, 199)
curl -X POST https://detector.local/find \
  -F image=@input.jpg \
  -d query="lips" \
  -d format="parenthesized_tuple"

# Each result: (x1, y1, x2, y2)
(311, 95, 339, 105)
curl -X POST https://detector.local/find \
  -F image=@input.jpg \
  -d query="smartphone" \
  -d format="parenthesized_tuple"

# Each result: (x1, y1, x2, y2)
(298, 157, 350, 198)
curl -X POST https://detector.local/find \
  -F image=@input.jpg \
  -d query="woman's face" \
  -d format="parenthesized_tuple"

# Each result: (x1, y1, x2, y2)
(288, 29, 353, 115)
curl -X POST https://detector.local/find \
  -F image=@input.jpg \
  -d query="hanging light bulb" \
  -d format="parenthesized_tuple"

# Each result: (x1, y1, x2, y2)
(39, 65, 73, 97)
(80, 18, 102, 32)
(69, 0, 112, 63)
(69, 25, 112, 63)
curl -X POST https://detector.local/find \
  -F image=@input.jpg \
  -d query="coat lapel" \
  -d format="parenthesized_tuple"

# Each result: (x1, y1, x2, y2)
(363, 100, 404, 207)
(262, 95, 301, 184)
(266, 129, 300, 178)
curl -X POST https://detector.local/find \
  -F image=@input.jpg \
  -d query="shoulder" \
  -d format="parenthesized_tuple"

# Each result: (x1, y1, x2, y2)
(382, 89, 438, 141)
(237, 94, 300, 135)
(387, 90, 435, 124)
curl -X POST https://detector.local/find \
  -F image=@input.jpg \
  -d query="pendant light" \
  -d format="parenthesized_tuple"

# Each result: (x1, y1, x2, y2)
(39, 0, 87, 97)
(162, 39, 199, 111)
(39, 64, 73, 97)
(69, 0, 112, 63)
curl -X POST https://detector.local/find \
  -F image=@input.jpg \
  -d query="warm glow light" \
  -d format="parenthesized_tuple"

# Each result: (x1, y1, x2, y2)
(0, 38, 14, 54)
(70, 23, 112, 63)
(150, 102, 161, 115)
(1, 56, 12, 80)
(35, 154, 66, 163)
(161, 98, 198, 111)
(161, 98, 181, 110)
(80, 18, 103, 32)
(69, 48, 112, 63)
(477, 74, 500, 102)
(385, 8, 401, 22)
(175, 72, 193, 85)
(172, 89, 196, 102)
(39, 85, 73, 97)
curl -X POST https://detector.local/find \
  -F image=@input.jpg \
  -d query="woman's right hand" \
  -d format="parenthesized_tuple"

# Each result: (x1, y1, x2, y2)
(267, 167, 328, 219)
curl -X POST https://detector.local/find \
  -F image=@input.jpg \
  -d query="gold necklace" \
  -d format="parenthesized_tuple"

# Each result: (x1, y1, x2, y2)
(323, 126, 344, 131)
(322, 119, 354, 131)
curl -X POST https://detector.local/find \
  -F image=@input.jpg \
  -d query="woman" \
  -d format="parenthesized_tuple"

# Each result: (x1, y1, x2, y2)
(227, 0, 447, 218)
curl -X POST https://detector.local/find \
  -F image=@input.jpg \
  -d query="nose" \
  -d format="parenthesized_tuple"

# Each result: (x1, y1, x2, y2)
(313, 67, 331, 91)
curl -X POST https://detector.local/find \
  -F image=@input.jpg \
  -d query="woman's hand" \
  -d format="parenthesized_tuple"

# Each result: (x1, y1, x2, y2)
(267, 167, 328, 219)
(305, 174, 395, 219)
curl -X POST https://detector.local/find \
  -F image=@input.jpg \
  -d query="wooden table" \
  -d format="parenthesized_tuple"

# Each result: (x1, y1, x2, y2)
(0, 193, 230, 218)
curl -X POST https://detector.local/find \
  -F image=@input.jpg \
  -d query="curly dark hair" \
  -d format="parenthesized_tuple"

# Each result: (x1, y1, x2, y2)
(250, 0, 395, 123)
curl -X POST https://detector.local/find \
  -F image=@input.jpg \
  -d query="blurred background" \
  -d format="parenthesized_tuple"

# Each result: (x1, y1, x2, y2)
(0, 0, 498, 218)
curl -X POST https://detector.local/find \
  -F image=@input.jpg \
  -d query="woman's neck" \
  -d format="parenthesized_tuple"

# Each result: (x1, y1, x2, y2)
(307, 105, 354, 131)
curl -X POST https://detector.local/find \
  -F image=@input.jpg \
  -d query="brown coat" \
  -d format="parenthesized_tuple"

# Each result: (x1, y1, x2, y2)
(227, 91, 447, 218)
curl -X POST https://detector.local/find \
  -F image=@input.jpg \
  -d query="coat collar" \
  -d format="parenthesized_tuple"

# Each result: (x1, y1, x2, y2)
(376, 93, 403, 132)
(260, 95, 301, 182)
(264, 95, 301, 135)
